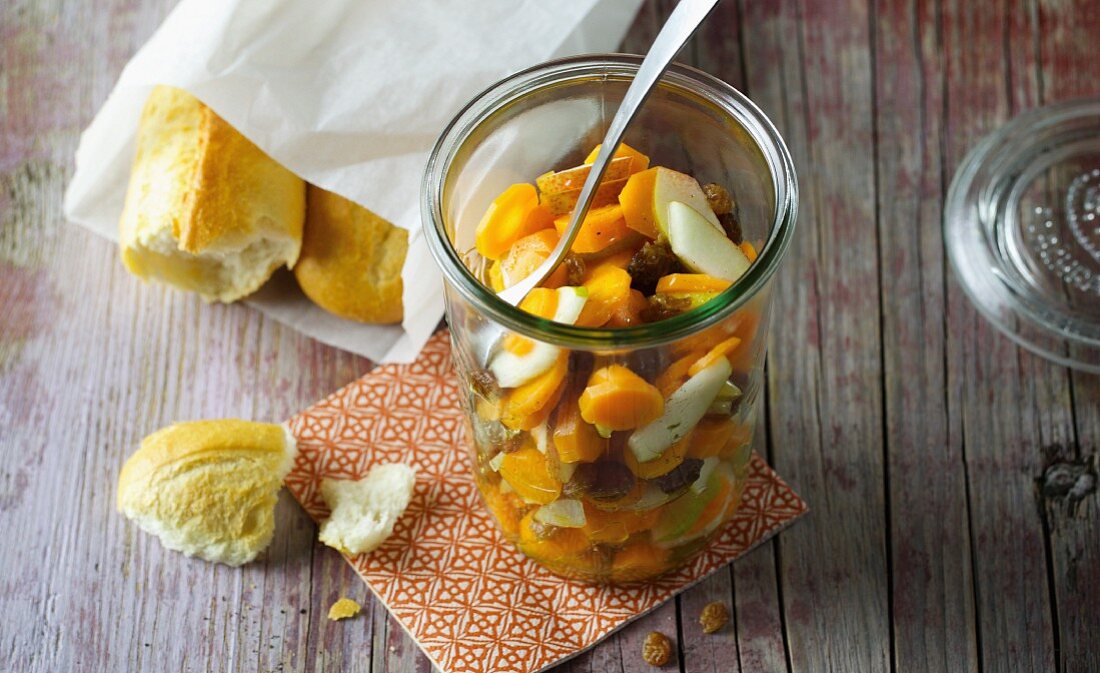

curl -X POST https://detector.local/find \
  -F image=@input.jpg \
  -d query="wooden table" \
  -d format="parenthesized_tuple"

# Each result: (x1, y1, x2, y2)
(3, 1, 1098, 671)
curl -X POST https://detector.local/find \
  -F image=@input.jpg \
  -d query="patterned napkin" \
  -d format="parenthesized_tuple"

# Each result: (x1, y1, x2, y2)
(285, 331, 807, 673)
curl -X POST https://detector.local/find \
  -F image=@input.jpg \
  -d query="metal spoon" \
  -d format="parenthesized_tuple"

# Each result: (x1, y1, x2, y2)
(495, 0, 723, 307)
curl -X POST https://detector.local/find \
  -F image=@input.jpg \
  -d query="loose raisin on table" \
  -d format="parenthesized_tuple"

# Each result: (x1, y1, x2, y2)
(654, 458, 704, 493)
(640, 294, 692, 323)
(642, 631, 672, 667)
(628, 239, 684, 295)
(702, 182, 734, 215)
(698, 601, 730, 634)
(718, 211, 743, 245)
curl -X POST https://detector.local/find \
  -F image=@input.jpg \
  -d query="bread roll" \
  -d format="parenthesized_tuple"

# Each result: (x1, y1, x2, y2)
(117, 419, 297, 566)
(294, 186, 406, 324)
(318, 463, 416, 555)
(119, 85, 305, 303)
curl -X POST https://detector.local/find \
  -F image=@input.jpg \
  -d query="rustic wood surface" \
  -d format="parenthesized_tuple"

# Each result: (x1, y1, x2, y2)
(1, 0, 1098, 671)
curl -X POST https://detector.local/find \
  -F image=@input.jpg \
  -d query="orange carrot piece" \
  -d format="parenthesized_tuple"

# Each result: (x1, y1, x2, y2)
(518, 511, 589, 558)
(611, 539, 670, 581)
(578, 365, 664, 430)
(606, 289, 649, 328)
(584, 142, 651, 174)
(553, 204, 632, 254)
(474, 184, 553, 261)
(501, 352, 569, 430)
(687, 418, 737, 459)
(623, 431, 692, 479)
(576, 263, 632, 328)
(581, 503, 662, 544)
(553, 400, 607, 463)
(684, 477, 734, 538)
(688, 335, 743, 376)
(618, 168, 659, 239)
(655, 353, 703, 398)
(740, 241, 758, 262)
(498, 228, 569, 290)
(500, 446, 562, 504)
(655, 273, 732, 295)
(482, 482, 525, 537)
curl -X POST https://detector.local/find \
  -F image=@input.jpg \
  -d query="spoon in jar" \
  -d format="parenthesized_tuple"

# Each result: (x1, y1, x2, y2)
(495, 0, 723, 307)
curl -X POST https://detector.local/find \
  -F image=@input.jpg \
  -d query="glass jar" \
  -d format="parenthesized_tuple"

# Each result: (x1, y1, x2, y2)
(422, 55, 797, 583)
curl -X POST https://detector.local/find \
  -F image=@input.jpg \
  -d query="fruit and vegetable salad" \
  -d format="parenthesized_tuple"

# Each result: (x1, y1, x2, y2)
(459, 142, 763, 582)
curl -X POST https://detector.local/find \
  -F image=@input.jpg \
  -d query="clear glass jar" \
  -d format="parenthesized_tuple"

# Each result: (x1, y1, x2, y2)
(422, 55, 797, 583)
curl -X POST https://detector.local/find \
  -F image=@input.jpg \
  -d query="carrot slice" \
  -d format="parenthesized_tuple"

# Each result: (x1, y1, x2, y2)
(581, 502, 662, 544)
(576, 263, 632, 327)
(584, 142, 651, 175)
(684, 476, 734, 538)
(618, 168, 659, 239)
(498, 228, 569, 289)
(687, 418, 737, 459)
(553, 204, 632, 254)
(518, 511, 590, 558)
(474, 184, 553, 261)
(655, 273, 733, 295)
(655, 352, 703, 398)
(578, 365, 664, 430)
(501, 352, 568, 430)
(623, 431, 692, 479)
(482, 482, 525, 537)
(740, 241, 758, 262)
(688, 336, 743, 376)
(500, 446, 562, 504)
(611, 539, 670, 582)
(606, 289, 648, 328)
(553, 398, 608, 463)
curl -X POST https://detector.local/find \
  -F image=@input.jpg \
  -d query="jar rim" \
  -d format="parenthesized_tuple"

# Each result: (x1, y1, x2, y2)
(421, 54, 798, 349)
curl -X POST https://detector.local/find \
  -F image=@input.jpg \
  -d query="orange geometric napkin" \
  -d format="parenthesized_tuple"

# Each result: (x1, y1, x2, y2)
(284, 331, 807, 673)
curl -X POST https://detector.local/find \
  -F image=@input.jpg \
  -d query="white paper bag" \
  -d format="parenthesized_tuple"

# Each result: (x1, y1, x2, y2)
(64, 0, 644, 362)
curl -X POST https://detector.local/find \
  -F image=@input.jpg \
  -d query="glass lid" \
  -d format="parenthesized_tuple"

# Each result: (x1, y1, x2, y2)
(945, 98, 1100, 372)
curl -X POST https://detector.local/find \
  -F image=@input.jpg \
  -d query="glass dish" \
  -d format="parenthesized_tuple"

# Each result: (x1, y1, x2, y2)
(946, 98, 1100, 372)
(422, 55, 797, 582)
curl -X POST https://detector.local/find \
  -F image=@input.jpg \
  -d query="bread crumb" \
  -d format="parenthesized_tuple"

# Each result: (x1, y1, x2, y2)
(318, 463, 416, 555)
(642, 631, 671, 666)
(327, 598, 361, 621)
(699, 601, 729, 633)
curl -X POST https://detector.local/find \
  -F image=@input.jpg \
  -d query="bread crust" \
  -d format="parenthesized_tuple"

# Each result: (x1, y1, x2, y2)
(119, 85, 305, 302)
(294, 186, 406, 324)
(116, 420, 297, 566)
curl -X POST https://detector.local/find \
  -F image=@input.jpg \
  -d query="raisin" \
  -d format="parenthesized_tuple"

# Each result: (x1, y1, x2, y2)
(563, 252, 586, 286)
(569, 460, 636, 502)
(642, 631, 672, 667)
(698, 602, 730, 634)
(702, 183, 734, 215)
(654, 458, 704, 493)
(469, 368, 501, 400)
(718, 211, 743, 245)
(628, 239, 684, 295)
(639, 294, 693, 323)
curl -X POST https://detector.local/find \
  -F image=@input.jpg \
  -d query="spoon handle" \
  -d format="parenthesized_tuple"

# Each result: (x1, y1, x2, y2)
(496, 0, 722, 307)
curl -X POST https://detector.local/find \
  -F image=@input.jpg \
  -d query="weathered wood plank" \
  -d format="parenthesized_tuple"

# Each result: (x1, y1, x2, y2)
(1033, 2, 1100, 669)
(0, 3, 375, 673)
(739, 0, 891, 671)
(941, 1, 1066, 670)
(873, 0, 979, 670)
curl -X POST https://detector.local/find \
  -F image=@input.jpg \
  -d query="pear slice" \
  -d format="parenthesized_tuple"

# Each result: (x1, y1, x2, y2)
(533, 498, 587, 528)
(667, 201, 752, 282)
(652, 168, 722, 237)
(628, 357, 733, 462)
